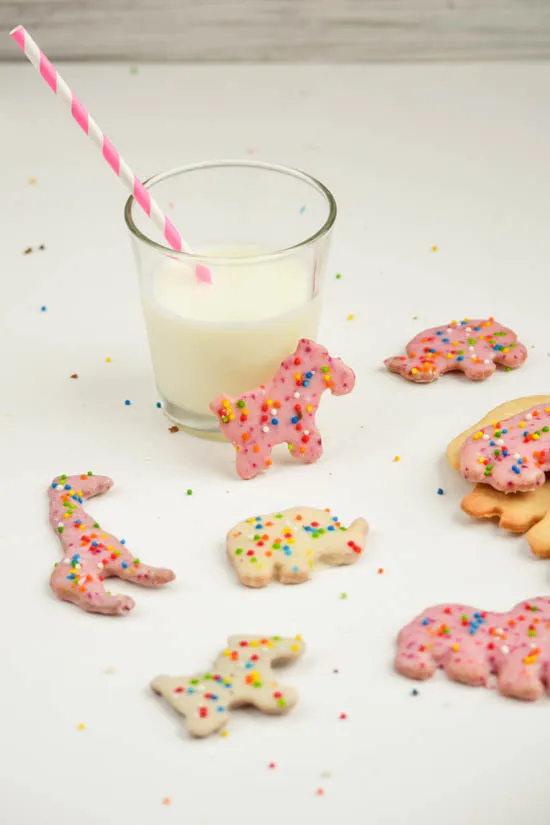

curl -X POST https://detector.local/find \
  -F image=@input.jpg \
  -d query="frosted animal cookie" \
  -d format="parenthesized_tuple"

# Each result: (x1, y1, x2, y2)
(459, 402, 550, 492)
(396, 597, 550, 701)
(210, 339, 356, 480)
(49, 473, 175, 615)
(151, 635, 305, 737)
(227, 507, 368, 587)
(385, 318, 527, 383)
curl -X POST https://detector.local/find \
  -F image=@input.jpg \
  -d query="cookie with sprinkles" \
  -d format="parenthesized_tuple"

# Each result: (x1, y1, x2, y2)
(49, 474, 175, 616)
(151, 635, 305, 737)
(210, 339, 356, 480)
(396, 597, 550, 701)
(460, 403, 550, 492)
(385, 318, 527, 383)
(227, 507, 368, 587)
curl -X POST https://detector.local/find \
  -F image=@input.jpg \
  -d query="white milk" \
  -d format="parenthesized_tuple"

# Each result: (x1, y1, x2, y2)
(141, 246, 322, 420)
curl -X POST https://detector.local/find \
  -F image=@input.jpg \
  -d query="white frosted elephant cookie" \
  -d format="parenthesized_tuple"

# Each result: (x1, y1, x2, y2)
(226, 507, 368, 587)
(151, 635, 305, 737)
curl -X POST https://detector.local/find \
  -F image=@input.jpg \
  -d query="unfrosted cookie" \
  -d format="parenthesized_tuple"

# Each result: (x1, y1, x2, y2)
(460, 403, 550, 492)
(461, 484, 550, 557)
(385, 318, 527, 383)
(227, 507, 368, 587)
(210, 339, 355, 480)
(396, 597, 550, 701)
(151, 635, 304, 737)
(49, 473, 175, 615)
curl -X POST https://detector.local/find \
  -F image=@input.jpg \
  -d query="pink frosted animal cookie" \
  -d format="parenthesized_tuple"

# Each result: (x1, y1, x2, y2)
(385, 318, 527, 383)
(210, 339, 356, 480)
(396, 597, 550, 701)
(49, 473, 175, 616)
(460, 403, 550, 493)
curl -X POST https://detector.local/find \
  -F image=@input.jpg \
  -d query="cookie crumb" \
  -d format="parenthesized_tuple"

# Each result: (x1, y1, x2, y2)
(104, 665, 116, 675)
(339, 713, 347, 720)
(377, 567, 384, 574)
(29, 177, 37, 184)
(333, 669, 339, 674)
(23, 247, 32, 255)
(124, 399, 132, 406)
(167, 425, 178, 433)
(340, 592, 348, 600)
(347, 314, 354, 321)
(431, 245, 438, 252)
(321, 771, 332, 779)
(413, 315, 419, 320)
(161, 797, 171, 806)
(39, 244, 46, 251)
(335, 273, 342, 279)
(411, 688, 419, 696)
(70, 373, 78, 379)
(77, 723, 86, 731)
(437, 488, 444, 495)
(168, 201, 175, 210)
(393, 455, 401, 462)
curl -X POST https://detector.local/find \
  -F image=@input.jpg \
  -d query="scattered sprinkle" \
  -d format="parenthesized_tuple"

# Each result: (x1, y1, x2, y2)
(169, 425, 179, 433)
(29, 177, 36, 184)
(431, 245, 438, 252)
(340, 592, 348, 600)
(41, 306, 47, 312)
(124, 400, 132, 406)
(393, 455, 401, 462)
(156, 401, 162, 408)
(437, 488, 444, 495)
(299, 205, 306, 214)
(105, 357, 112, 363)
(186, 489, 193, 495)
(339, 713, 347, 720)
(321, 771, 332, 779)
(505, 366, 512, 372)
(77, 723, 86, 731)
(411, 689, 419, 696)
(161, 797, 171, 806)
(335, 273, 342, 279)
(413, 315, 419, 320)
(245, 147, 256, 155)
(130, 65, 139, 74)
(39, 244, 46, 251)
(316, 788, 325, 796)
(220, 729, 229, 737)
(377, 568, 384, 575)
(347, 314, 354, 321)
(268, 762, 276, 769)
(333, 669, 339, 674)
(70, 373, 78, 379)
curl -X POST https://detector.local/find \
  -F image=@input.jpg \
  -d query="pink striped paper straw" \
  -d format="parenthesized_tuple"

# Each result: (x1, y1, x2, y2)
(10, 25, 212, 284)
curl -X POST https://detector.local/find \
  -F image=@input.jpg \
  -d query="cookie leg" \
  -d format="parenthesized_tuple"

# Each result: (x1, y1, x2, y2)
(276, 556, 312, 585)
(494, 342, 528, 370)
(497, 646, 545, 701)
(442, 644, 490, 687)
(460, 360, 496, 381)
(104, 551, 175, 587)
(526, 511, 550, 558)
(50, 565, 135, 615)
(395, 643, 437, 681)
(236, 447, 271, 480)
(247, 684, 299, 714)
(288, 436, 323, 464)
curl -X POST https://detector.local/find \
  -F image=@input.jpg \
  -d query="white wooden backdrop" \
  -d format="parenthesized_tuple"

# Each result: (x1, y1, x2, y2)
(1, 0, 550, 61)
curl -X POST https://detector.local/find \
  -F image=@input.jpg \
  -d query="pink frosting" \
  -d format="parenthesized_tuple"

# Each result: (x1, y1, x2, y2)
(49, 473, 175, 616)
(385, 318, 527, 382)
(396, 598, 550, 700)
(210, 339, 356, 480)
(460, 404, 550, 492)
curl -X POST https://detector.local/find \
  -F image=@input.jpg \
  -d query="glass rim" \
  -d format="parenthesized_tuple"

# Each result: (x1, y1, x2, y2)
(123, 159, 337, 263)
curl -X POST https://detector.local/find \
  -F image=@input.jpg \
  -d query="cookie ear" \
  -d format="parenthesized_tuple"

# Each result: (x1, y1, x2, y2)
(210, 394, 227, 415)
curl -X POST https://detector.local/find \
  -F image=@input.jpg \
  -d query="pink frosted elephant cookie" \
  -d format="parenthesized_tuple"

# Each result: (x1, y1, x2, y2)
(396, 597, 550, 701)
(210, 339, 356, 480)
(385, 318, 527, 383)
(460, 403, 550, 492)
(49, 473, 175, 615)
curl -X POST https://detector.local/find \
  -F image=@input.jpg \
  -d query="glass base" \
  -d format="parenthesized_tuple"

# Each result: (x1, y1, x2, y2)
(161, 397, 225, 441)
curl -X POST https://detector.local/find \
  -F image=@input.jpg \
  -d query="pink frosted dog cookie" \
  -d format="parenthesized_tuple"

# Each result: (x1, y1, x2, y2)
(210, 339, 356, 480)
(49, 473, 175, 615)
(396, 597, 550, 701)
(460, 403, 550, 492)
(385, 317, 527, 383)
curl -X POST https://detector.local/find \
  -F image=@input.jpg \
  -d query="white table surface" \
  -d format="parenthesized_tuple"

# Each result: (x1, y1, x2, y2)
(2, 62, 550, 825)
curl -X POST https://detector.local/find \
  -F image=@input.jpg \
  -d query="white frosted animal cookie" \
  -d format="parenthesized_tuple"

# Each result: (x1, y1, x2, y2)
(151, 635, 305, 738)
(226, 506, 368, 587)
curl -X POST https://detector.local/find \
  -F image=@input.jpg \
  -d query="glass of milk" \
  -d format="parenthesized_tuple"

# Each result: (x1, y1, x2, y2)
(124, 160, 337, 436)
